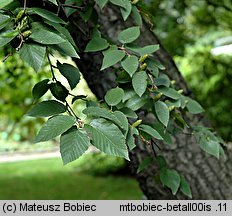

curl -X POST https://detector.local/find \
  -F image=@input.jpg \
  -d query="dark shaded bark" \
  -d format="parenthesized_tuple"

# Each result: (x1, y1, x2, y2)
(68, 5, 232, 200)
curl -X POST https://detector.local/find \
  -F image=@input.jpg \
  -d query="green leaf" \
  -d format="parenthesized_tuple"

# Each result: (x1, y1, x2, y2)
(131, 5, 142, 27)
(156, 155, 167, 169)
(126, 44, 159, 56)
(30, 24, 65, 45)
(43, 21, 79, 57)
(118, 26, 140, 44)
(49, 82, 69, 102)
(160, 168, 181, 195)
(32, 79, 50, 100)
(186, 98, 204, 114)
(85, 37, 109, 52)
(27, 100, 67, 117)
(60, 127, 90, 165)
(172, 112, 188, 128)
(132, 71, 147, 97)
(47, 0, 58, 5)
(57, 61, 80, 90)
(92, 28, 102, 38)
(19, 43, 46, 72)
(113, 111, 128, 134)
(119, 107, 137, 118)
(126, 126, 136, 150)
(121, 55, 139, 77)
(122, 89, 137, 102)
(29, 8, 65, 24)
(165, 99, 181, 108)
(109, 0, 128, 9)
(51, 41, 79, 58)
(146, 59, 159, 77)
(125, 95, 147, 111)
(85, 118, 129, 160)
(0, 14, 11, 30)
(83, 106, 127, 132)
(105, 87, 124, 106)
(95, 0, 108, 9)
(83, 106, 114, 119)
(153, 123, 173, 145)
(35, 115, 75, 143)
(63, 0, 82, 17)
(153, 59, 166, 70)
(158, 86, 181, 100)
(197, 134, 220, 158)
(120, 0, 132, 21)
(139, 124, 163, 140)
(116, 70, 131, 84)
(180, 175, 192, 198)
(101, 49, 125, 70)
(154, 101, 169, 127)
(0, 30, 18, 47)
(80, 4, 93, 22)
(0, 0, 14, 9)
(44, 20, 77, 49)
(137, 157, 153, 174)
(154, 75, 171, 87)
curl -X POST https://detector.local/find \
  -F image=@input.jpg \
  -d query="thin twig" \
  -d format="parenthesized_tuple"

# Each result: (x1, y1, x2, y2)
(46, 48, 57, 82)
(2, 34, 24, 62)
(62, 4, 84, 10)
(16, 33, 25, 51)
(52, 65, 58, 69)
(150, 141, 157, 157)
(148, 73, 158, 90)
(23, 0, 27, 10)
(118, 46, 131, 56)
(65, 101, 83, 128)
(2, 52, 13, 62)
(151, 139, 161, 150)
(57, 2, 61, 16)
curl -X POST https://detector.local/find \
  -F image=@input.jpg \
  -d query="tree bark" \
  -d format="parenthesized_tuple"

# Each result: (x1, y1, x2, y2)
(69, 5, 232, 199)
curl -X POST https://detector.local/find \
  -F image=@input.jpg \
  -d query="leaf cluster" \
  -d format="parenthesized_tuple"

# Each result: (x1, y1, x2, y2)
(0, 0, 225, 198)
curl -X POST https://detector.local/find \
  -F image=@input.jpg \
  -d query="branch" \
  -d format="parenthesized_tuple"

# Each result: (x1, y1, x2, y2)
(62, 4, 84, 10)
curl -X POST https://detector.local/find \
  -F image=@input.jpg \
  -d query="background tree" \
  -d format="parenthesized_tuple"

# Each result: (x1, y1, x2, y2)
(0, 0, 231, 199)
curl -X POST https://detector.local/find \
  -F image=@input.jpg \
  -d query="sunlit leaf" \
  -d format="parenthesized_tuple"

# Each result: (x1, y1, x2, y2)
(121, 55, 139, 77)
(35, 115, 75, 143)
(139, 124, 163, 140)
(118, 26, 140, 44)
(85, 118, 129, 160)
(101, 49, 125, 70)
(60, 127, 90, 165)
(105, 87, 124, 106)
(19, 43, 46, 72)
(132, 71, 147, 97)
(27, 100, 67, 117)
(154, 101, 170, 127)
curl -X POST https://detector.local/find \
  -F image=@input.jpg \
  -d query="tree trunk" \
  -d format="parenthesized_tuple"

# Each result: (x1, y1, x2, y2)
(69, 5, 232, 199)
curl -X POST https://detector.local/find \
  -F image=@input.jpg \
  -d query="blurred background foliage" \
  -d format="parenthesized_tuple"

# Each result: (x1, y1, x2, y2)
(0, 47, 49, 144)
(147, 0, 232, 141)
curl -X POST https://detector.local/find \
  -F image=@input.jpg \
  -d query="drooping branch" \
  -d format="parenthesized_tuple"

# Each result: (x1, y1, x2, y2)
(68, 4, 232, 199)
